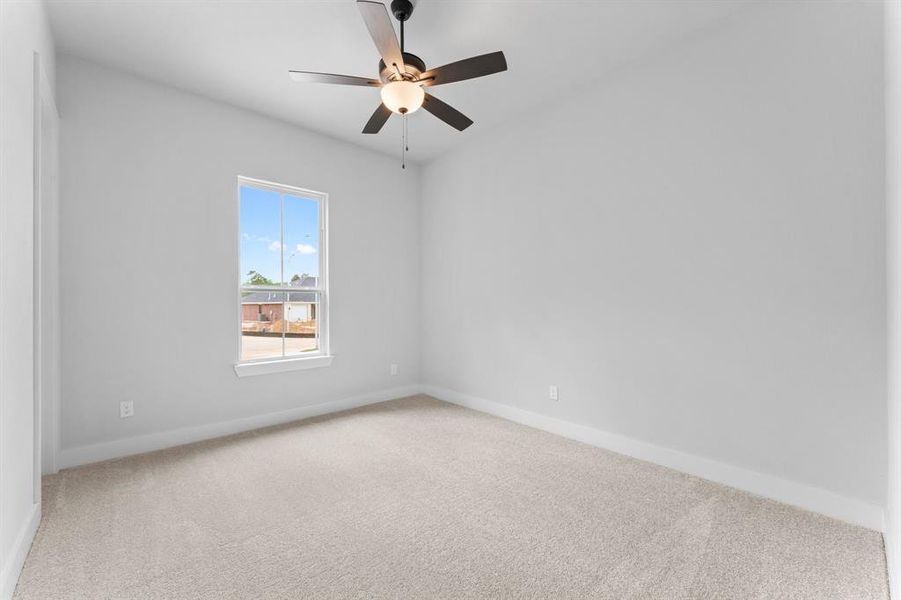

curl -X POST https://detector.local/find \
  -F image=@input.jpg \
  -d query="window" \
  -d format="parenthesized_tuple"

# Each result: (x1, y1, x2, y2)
(235, 177, 329, 375)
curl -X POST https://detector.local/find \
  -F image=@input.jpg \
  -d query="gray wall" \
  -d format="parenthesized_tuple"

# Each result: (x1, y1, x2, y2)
(420, 1, 886, 505)
(57, 57, 420, 451)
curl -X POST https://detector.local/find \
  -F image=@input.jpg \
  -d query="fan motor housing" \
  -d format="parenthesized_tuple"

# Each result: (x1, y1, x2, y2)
(379, 52, 427, 83)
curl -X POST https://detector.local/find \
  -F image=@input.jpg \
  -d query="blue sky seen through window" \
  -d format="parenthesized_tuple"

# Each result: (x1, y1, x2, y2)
(240, 185, 320, 285)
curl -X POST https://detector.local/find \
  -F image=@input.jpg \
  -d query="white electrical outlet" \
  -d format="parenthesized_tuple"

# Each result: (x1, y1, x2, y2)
(390, 363, 398, 376)
(549, 385, 559, 401)
(120, 400, 134, 418)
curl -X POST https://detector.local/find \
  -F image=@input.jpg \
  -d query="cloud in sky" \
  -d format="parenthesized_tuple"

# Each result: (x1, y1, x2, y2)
(296, 244, 317, 255)
(243, 233, 274, 244)
(268, 241, 284, 252)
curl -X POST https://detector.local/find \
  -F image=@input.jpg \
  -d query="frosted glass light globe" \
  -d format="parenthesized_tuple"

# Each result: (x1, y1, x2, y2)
(380, 80, 425, 115)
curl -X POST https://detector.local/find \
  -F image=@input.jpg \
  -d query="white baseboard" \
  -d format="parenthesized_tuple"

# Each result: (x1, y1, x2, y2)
(887, 538, 899, 600)
(0, 502, 41, 600)
(56, 382, 885, 532)
(422, 384, 884, 532)
(58, 385, 422, 469)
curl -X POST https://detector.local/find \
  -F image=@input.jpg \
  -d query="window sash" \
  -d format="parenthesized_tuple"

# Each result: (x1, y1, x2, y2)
(240, 285, 325, 293)
(239, 289, 324, 363)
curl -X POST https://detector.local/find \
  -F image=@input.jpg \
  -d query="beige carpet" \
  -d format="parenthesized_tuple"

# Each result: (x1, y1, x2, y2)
(15, 395, 888, 599)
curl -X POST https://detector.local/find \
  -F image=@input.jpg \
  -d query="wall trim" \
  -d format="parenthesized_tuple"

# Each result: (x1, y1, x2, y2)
(886, 510, 900, 600)
(422, 384, 884, 532)
(0, 502, 40, 600)
(58, 385, 422, 469)
(56, 382, 885, 532)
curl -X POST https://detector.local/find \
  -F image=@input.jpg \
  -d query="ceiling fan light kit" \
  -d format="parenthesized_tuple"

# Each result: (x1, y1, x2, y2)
(288, 0, 508, 167)
(381, 80, 424, 114)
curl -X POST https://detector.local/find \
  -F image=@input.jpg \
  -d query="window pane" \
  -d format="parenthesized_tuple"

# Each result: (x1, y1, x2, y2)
(285, 291, 319, 356)
(240, 186, 282, 286)
(240, 290, 286, 361)
(283, 194, 320, 288)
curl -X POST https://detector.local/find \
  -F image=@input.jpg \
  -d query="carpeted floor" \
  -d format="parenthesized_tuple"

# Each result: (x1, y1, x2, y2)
(15, 395, 888, 599)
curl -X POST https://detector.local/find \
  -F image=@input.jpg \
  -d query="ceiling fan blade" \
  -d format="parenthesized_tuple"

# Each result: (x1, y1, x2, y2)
(356, 0, 405, 74)
(422, 93, 473, 131)
(420, 51, 507, 87)
(288, 71, 380, 87)
(363, 103, 393, 134)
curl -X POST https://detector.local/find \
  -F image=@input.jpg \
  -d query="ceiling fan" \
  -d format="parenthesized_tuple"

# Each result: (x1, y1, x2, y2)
(288, 0, 507, 145)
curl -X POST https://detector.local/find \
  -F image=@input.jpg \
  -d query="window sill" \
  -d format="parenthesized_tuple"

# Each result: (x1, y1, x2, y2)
(234, 355, 333, 377)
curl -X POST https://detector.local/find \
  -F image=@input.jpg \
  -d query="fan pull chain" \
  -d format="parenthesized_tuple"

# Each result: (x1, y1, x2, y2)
(402, 114, 407, 169)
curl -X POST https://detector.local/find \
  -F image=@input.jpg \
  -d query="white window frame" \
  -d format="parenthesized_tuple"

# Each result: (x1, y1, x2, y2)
(234, 176, 331, 377)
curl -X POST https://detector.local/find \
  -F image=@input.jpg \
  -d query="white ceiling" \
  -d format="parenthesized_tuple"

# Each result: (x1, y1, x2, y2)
(46, 0, 751, 163)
